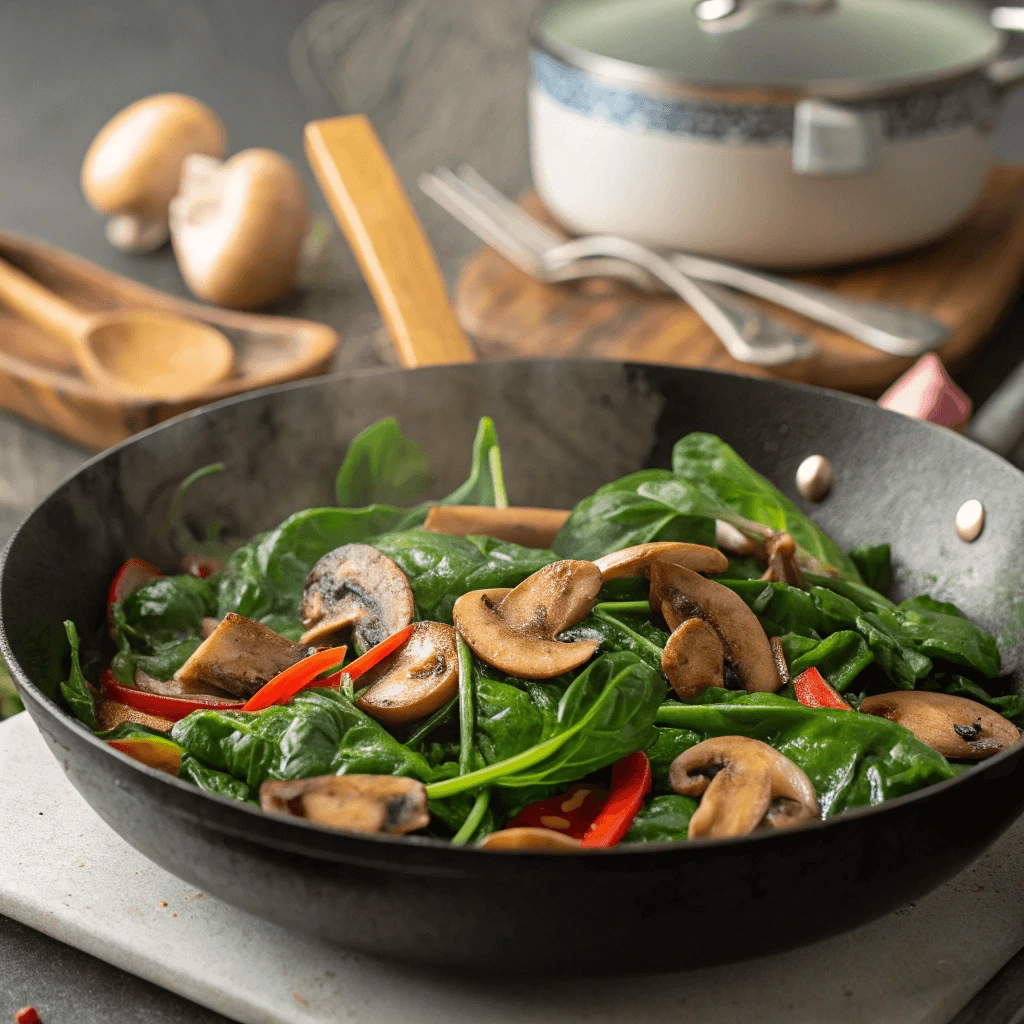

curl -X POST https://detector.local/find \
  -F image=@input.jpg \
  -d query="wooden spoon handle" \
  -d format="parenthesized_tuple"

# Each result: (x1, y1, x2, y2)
(0, 255, 92, 349)
(304, 115, 475, 368)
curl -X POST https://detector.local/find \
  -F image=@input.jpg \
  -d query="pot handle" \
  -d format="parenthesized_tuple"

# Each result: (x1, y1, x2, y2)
(791, 100, 884, 177)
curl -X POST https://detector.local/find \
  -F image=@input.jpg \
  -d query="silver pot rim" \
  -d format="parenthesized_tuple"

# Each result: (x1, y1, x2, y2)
(530, 25, 1007, 104)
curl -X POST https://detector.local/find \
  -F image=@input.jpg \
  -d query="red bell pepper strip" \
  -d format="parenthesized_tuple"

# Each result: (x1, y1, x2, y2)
(320, 623, 416, 688)
(508, 783, 608, 839)
(580, 751, 652, 849)
(242, 645, 349, 712)
(16, 1007, 41, 1024)
(108, 558, 162, 606)
(793, 666, 852, 710)
(100, 668, 244, 721)
(107, 736, 183, 776)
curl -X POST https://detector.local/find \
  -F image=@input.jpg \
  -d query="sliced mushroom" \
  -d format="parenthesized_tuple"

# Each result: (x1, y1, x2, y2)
(859, 691, 1021, 760)
(95, 698, 174, 734)
(594, 542, 728, 581)
(477, 827, 583, 852)
(174, 612, 307, 699)
(133, 666, 235, 700)
(669, 736, 819, 839)
(715, 519, 768, 558)
(662, 618, 724, 699)
(301, 543, 414, 650)
(649, 562, 781, 693)
(356, 621, 459, 726)
(452, 560, 601, 680)
(260, 775, 429, 835)
(760, 532, 803, 587)
(423, 505, 570, 549)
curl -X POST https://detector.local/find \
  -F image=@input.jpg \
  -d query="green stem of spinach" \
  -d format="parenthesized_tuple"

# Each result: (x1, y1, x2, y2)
(450, 789, 490, 846)
(594, 601, 651, 615)
(457, 637, 476, 775)
(592, 607, 664, 660)
(426, 727, 576, 799)
(406, 695, 458, 749)
(488, 447, 508, 509)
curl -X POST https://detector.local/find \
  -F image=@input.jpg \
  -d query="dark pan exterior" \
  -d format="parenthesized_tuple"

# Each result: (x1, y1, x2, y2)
(4, 359, 1024, 974)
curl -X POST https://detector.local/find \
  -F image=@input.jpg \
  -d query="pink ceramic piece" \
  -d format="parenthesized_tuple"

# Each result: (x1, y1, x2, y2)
(877, 353, 972, 431)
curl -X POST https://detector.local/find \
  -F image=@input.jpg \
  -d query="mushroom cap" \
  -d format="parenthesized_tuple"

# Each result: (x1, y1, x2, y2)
(669, 735, 819, 839)
(454, 589, 600, 680)
(661, 618, 725, 700)
(301, 543, 415, 651)
(859, 691, 1021, 760)
(649, 562, 781, 693)
(356, 621, 459, 727)
(174, 612, 307, 698)
(477, 827, 583, 852)
(423, 505, 570, 549)
(452, 560, 602, 680)
(170, 148, 308, 309)
(82, 94, 226, 220)
(594, 542, 728, 581)
(260, 774, 429, 835)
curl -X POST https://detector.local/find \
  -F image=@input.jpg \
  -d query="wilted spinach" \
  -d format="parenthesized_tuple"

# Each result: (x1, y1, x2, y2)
(623, 795, 698, 843)
(60, 620, 96, 728)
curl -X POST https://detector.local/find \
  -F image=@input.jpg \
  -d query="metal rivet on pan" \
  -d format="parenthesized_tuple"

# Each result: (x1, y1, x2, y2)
(955, 499, 985, 542)
(795, 455, 833, 502)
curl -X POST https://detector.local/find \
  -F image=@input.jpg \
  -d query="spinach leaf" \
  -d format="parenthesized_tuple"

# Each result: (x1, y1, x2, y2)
(892, 596, 1000, 678)
(719, 579, 826, 638)
(334, 417, 433, 507)
(655, 690, 956, 815)
(623, 795, 698, 843)
(474, 674, 558, 767)
(372, 530, 554, 622)
(437, 416, 506, 507)
(785, 630, 874, 693)
(855, 613, 932, 689)
(849, 543, 892, 594)
(427, 652, 665, 798)
(60, 621, 95, 729)
(646, 726, 701, 793)
(562, 610, 666, 671)
(937, 675, 1024, 721)
(171, 687, 454, 791)
(670, 434, 861, 580)
(553, 470, 715, 560)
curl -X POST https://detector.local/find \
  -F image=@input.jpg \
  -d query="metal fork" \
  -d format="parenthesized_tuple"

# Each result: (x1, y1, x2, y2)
(420, 169, 815, 367)
(425, 166, 948, 359)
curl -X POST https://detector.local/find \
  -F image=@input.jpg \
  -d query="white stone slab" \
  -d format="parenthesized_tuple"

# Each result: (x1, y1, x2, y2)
(1, 711, 1022, 1024)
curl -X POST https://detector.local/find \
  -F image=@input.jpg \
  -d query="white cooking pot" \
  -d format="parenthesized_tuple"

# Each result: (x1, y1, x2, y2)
(529, 0, 1024, 268)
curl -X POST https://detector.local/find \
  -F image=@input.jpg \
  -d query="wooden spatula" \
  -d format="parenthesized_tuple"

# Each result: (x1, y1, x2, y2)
(304, 115, 475, 368)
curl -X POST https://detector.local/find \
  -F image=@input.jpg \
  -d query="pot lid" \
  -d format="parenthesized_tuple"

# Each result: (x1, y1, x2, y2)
(536, 0, 1002, 97)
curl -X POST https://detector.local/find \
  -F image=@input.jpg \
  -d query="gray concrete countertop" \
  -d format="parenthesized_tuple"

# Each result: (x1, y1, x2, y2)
(3, 1, 1024, 1021)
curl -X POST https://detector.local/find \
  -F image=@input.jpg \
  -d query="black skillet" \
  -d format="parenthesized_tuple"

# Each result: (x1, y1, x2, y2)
(3, 359, 1024, 974)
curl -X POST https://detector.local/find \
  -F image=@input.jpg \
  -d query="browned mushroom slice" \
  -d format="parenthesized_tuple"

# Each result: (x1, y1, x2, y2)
(423, 505, 571, 549)
(594, 542, 728, 581)
(769, 636, 790, 686)
(260, 775, 429, 834)
(760, 532, 803, 587)
(477, 827, 583, 851)
(859, 691, 1021, 760)
(95, 698, 174, 734)
(662, 618, 724, 699)
(174, 612, 307, 699)
(133, 666, 236, 700)
(356, 621, 459, 727)
(669, 735, 819, 839)
(453, 560, 602, 680)
(301, 543, 414, 649)
(649, 562, 781, 693)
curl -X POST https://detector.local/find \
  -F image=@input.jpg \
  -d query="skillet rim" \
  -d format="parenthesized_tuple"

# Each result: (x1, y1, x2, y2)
(1, 358, 1020, 861)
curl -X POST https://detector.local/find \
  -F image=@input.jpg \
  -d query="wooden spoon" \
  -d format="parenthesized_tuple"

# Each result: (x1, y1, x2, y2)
(0, 255, 234, 400)
(304, 114, 475, 367)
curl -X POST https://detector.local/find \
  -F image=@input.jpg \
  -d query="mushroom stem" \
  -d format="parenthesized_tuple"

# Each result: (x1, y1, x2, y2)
(104, 214, 170, 254)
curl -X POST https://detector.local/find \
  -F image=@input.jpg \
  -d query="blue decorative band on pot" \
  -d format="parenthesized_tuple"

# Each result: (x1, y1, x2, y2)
(530, 49, 995, 144)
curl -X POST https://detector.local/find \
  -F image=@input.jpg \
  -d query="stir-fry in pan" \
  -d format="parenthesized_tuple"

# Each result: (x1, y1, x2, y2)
(59, 417, 1022, 850)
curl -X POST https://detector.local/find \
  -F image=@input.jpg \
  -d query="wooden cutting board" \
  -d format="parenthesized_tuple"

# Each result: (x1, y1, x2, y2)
(454, 166, 1024, 397)
(0, 234, 339, 450)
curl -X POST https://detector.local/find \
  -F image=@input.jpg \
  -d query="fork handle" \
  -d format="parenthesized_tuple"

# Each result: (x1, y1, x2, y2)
(304, 116, 475, 368)
(673, 254, 947, 357)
